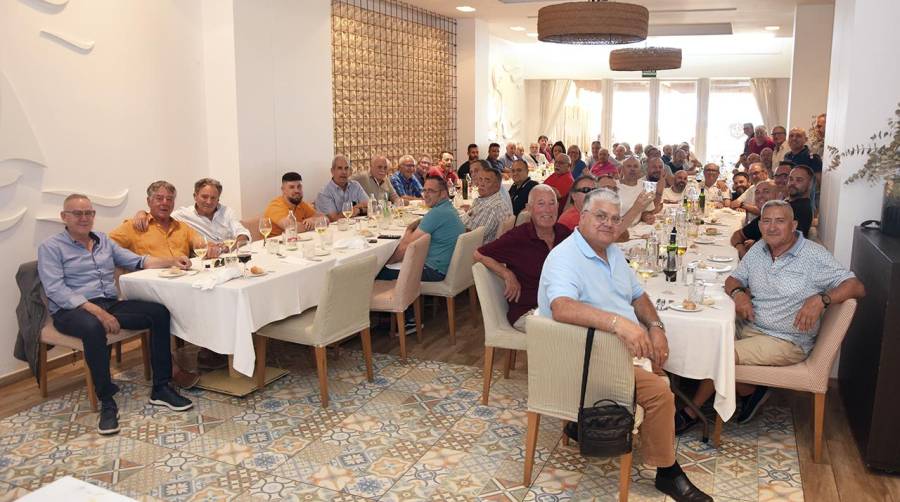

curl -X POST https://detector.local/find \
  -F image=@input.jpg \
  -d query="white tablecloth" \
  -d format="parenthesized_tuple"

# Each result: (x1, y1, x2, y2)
(119, 227, 400, 377)
(638, 208, 745, 420)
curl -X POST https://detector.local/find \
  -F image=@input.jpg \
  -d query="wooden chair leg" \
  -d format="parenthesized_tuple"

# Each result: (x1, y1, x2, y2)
(396, 312, 407, 360)
(482, 347, 495, 405)
(814, 392, 825, 463)
(85, 366, 98, 412)
(618, 451, 633, 502)
(39, 342, 48, 398)
(114, 341, 122, 364)
(469, 286, 479, 322)
(503, 350, 515, 379)
(389, 313, 397, 337)
(523, 411, 541, 486)
(447, 296, 456, 345)
(361, 328, 374, 382)
(713, 414, 723, 448)
(562, 421, 570, 446)
(314, 346, 329, 408)
(431, 296, 437, 317)
(254, 334, 268, 389)
(140, 333, 151, 381)
(414, 297, 423, 343)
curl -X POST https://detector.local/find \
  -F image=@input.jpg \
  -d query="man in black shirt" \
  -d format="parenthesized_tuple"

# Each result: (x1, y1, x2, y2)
(731, 172, 750, 201)
(730, 180, 776, 258)
(486, 142, 503, 172)
(508, 159, 538, 216)
(785, 165, 814, 237)
(457, 143, 479, 179)
(784, 127, 823, 210)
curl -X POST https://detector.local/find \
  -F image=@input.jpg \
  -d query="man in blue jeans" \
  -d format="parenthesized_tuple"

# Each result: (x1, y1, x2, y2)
(376, 175, 465, 331)
(38, 194, 195, 435)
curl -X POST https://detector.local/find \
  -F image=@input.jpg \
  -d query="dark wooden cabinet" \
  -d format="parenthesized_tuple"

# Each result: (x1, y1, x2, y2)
(840, 226, 900, 472)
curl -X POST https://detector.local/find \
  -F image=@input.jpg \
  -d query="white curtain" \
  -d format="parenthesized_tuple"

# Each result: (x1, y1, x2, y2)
(539, 80, 573, 142)
(750, 78, 779, 130)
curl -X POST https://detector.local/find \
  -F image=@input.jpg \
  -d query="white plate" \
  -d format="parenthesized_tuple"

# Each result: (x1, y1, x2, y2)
(700, 264, 732, 273)
(708, 256, 733, 263)
(314, 249, 330, 257)
(669, 303, 704, 313)
(158, 269, 186, 278)
(694, 237, 717, 244)
(298, 234, 314, 242)
(246, 270, 267, 277)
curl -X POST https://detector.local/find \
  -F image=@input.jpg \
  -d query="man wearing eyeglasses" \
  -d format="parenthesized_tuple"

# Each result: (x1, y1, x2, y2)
(38, 194, 194, 435)
(772, 161, 793, 200)
(537, 188, 712, 502)
(701, 163, 731, 207)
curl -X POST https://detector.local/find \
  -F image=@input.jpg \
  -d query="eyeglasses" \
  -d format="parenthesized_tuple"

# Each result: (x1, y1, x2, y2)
(572, 187, 594, 194)
(585, 211, 622, 225)
(63, 210, 96, 218)
(774, 173, 789, 178)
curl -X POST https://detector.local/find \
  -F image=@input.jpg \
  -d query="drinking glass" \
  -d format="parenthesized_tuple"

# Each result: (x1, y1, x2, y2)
(314, 219, 328, 251)
(193, 235, 208, 269)
(341, 201, 353, 220)
(236, 241, 252, 273)
(637, 253, 655, 287)
(258, 217, 272, 245)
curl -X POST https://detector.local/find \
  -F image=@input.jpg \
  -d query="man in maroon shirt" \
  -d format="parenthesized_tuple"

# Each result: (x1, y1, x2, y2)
(474, 185, 572, 331)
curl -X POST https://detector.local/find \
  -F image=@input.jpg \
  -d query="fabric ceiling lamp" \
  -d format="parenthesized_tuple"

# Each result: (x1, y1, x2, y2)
(537, 1, 649, 45)
(609, 47, 682, 70)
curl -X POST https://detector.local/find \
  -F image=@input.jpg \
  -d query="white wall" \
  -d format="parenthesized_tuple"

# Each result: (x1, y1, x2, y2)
(787, 3, 834, 130)
(0, 0, 211, 376)
(775, 78, 791, 127)
(457, 18, 490, 160)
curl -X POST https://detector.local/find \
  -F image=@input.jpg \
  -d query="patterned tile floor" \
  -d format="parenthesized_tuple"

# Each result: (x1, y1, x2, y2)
(0, 345, 803, 501)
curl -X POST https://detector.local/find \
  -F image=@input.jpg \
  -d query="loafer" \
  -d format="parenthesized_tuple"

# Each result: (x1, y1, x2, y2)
(98, 401, 120, 435)
(149, 385, 194, 412)
(655, 471, 713, 502)
(737, 386, 770, 424)
(675, 409, 700, 436)
(172, 365, 201, 390)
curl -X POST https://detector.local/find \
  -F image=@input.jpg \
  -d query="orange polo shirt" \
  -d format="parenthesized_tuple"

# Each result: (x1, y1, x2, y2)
(263, 197, 316, 237)
(109, 216, 198, 257)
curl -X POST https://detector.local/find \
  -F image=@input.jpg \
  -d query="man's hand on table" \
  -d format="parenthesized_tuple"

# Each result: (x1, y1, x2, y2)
(171, 256, 192, 270)
(794, 294, 826, 332)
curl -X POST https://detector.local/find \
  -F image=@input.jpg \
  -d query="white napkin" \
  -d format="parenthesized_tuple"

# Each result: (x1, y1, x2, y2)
(333, 237, 366, 250)
(633, 357, 653, 372)
(279, 256, 310, 266)
(191, 267, 241, 290)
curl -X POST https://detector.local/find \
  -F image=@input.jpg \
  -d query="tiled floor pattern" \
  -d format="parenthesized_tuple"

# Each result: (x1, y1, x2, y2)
(0, 346, 802, 501)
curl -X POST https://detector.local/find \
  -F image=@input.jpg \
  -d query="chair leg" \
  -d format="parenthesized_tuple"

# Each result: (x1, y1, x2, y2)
(114, 341, 122, 364)
(361, 328, 374, 382)
(504, 350, 516, 379)
(314, 346, 329, 408)
(447, 296, 456, 345)
(523, 411, 541, 486)
(713, 414, 723, 448)
(39, 342, 48, 398)
(85, 366, 98, 412)
(618, 452, 633, 502)
(140, 333, 151, 381)
(814, 392, 825, 463)
(469, 286, 479, 323)
(482, 347, 495, 405)
(396, 312, 407, 360)
(562, 421, 569, 446)
(414, 297, 423, 343)
(254, 334, 268, 389)
(389, 313, 396, 337)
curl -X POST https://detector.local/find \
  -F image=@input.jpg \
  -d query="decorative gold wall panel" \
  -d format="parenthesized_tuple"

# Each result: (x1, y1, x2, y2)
(332, 0, 457, 172)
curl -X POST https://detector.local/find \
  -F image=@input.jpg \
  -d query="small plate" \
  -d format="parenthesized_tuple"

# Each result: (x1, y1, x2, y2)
(708, 256, 733, 263)
(670, 303, 704, 313)
(700, 264, 732, 273)
(159, 269, 186, 278)
(246, 269, 267, 277)
(298, 234, 314, 242)
(694, 237, 717, 245)
(314, 249, 330, 257)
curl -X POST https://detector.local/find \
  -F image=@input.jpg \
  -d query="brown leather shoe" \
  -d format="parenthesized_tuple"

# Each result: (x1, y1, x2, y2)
(197, 349, 227, 371)
(172, 365, 200, 389)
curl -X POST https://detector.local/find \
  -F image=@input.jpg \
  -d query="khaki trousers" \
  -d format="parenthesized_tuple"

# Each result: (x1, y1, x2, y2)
(635, 367, 676, 467)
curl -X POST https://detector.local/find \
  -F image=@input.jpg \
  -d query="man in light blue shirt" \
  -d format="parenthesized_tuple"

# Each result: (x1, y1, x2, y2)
(316, 154, 370, 221)
(537, 188, 712, 502)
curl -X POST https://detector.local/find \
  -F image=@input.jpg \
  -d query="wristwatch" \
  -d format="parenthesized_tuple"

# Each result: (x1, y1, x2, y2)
(819, 293, 832, 309)
(729, 287, 748, 299)
(649, 320, 666, 332)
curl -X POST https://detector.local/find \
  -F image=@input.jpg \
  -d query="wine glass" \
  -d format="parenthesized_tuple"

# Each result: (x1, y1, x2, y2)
(448, 183, 456, 202)
(259, 217, 272, 245)
(193, 235, 208, 269)
(342, 201, 353, 220)
(637, 251, 655, 287)
(314, 219, 328, 251)
(677, 233, 689, 285)
(236, 240, 252, 272)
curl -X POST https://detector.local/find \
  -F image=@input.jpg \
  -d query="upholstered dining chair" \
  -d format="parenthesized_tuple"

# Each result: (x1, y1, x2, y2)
(472, 263, 527, 405)
(420, 227, 485, 344)
(523, 315, 642, 502)
(256, 255, 378, 408)
(713, 299, 857, 463)
(497, 210, 531, 239)
(370, 234, 430, 360)
(240, 216, 263, 242)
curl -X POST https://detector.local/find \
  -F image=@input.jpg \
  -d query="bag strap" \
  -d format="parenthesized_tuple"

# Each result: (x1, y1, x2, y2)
(578, 328, 595, 412)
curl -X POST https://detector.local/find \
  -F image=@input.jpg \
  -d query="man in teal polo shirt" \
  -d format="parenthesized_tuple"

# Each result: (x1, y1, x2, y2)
(378, 175, 465, 330)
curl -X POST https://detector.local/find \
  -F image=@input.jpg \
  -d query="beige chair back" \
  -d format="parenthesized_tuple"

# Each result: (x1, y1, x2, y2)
(497, 215, 515, 239)
(421, 227, 485, 297)
(309, 255, 378, 345)
(241, 216, 263, 242)
(472, 263, 525, 350)
(525, 315, 634, 422)
(515, 210, 531, 226)
(391, 234, 431, 310)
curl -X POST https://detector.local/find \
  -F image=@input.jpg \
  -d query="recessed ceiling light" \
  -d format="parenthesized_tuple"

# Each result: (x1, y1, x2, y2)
(527, 32, 538, 38)
(764, 25, 780, 31)
(510, 26, 526, 32)
(456, 6, 476, 13)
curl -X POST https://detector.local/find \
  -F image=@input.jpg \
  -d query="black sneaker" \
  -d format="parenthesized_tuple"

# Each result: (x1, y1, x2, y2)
(675, 409, 700, 436)
(98, 401, 120, 435)
(404, 321, 419, 333)
(736, 386, 770, 424)
(149, 385, 194, 411)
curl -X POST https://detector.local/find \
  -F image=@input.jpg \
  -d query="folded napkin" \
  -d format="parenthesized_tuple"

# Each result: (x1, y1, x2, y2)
(279, 256, 310, 266)
(192, 267, 241, 290)
(333, 237, 366, 250)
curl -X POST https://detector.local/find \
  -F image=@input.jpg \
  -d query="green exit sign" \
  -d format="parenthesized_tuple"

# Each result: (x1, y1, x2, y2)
(642, 70, 657, 78)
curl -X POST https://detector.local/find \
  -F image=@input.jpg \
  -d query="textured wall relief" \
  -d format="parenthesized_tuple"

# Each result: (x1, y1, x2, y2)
(489, 62, 524, 143)
(42, 188, 128, 207)
(0, 71, 46, 166)
(39, 30, 94, 53)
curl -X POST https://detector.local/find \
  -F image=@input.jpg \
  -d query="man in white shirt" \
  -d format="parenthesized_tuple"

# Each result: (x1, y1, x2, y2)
(617, 156, 660, 226)
(730, 162, 769, 216)
(701, 163, 731, 207)
(662, 170, 688, 204)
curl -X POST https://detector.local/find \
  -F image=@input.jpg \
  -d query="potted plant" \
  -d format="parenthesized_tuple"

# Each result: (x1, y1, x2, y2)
(827, 102, 900, 237)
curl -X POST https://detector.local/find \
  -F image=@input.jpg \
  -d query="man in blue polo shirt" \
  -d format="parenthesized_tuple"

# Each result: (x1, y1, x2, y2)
(378, 175, 465, 330)
(537, 188, 712, 502)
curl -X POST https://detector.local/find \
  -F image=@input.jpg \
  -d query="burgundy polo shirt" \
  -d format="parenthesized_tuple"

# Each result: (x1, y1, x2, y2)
(477, 222, 572, 325)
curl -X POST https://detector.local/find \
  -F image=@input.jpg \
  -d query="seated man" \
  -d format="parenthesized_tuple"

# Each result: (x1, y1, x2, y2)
(500, 142, 518, 171)
(786, 164, 814, 237)
(110, 181, 200, 258)
(486, 143, 503, 172)
(378, 175, 465, 330)
(428, 150, 459, 186)
(265, 172, 324, 235)
(731, 171, 750, 200)
(678, 200, 864, 431)
(457, 144, 479, 180)
(558, 175, 598, 231)
(353, 155, 401, 205)
(544, 153, 575, 211)
(474, 185, 571, 331)
(38, 194, 193, 435)
(617, 156, 660, 226)
(416, 155, 433, 186)
(538, 188, 712, 502)
(508, 159, 539, 217)
(700, 163, 731, 207)
(662, 170, 688, 204)
(524, 142, 548, 169)
(316, 154, 370, 222)
(462, 162, 513, 243)
(729, 180, 777, 258)
(772, 160, 793, 200)
(730, 162, 768, 215)
(391, 155, 424, 200)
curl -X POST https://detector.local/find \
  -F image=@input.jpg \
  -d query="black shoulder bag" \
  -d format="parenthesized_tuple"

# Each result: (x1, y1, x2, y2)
(573, 328, 636, 457)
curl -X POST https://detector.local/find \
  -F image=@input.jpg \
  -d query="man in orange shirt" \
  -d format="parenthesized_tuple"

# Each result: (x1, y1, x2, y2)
(264, 172, 324, 236)
(110, 181, 199, 258)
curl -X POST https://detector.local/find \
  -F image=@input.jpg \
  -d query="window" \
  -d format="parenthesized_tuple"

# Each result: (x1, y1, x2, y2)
(561, 83, 603, 151)
(706, 79, 763, 167)
(658, 80, 697, 147)
(611, 81, 650, 146)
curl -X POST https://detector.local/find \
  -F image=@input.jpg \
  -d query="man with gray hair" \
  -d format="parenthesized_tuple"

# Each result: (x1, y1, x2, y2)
(462, 161, 513, 243)
(353, 155, 401, 205)
(316, 154, 370, 221)
(538, 188, 712, 502)
(391, 155, 423, 200)
(474, 185, 571, 331)
(677, 200, 865, 431)
(110, 181, 200, 260)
